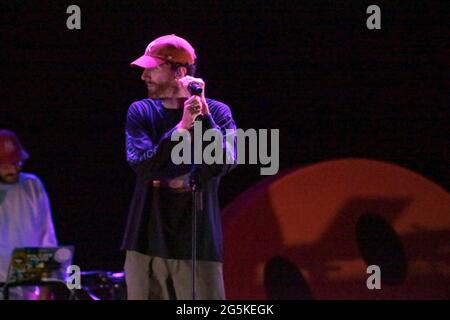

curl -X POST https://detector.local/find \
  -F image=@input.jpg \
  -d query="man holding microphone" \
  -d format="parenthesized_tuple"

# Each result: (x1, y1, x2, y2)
(122, 34, 236, 300)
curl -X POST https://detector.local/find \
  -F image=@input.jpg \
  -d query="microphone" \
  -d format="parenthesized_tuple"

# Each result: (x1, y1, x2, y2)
(188, 82, 203, 96)
(188, 82, 204, 180)
(187, 81, 204, 121)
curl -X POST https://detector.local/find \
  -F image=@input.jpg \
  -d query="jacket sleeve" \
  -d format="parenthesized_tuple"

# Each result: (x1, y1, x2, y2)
(196, 101, 237, 180)
(35, 179, 58, 247)
(125, 102, 190, 180)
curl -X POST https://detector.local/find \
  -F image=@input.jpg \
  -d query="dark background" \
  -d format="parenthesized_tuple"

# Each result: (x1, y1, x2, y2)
(1, 1, 448, 271)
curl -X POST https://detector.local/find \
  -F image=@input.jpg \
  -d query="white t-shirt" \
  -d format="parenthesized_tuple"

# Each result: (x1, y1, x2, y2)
(0, 173, 58, 283)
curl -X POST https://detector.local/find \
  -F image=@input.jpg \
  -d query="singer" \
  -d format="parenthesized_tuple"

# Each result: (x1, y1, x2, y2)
(122, 34, 237, 300)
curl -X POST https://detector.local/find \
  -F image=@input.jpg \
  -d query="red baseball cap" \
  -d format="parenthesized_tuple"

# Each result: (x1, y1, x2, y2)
(0, 129, 29, 165)
(130, 34, 196, 69)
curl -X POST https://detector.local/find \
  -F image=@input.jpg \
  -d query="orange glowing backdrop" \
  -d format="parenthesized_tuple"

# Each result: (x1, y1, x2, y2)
(223, 159, 450, 299)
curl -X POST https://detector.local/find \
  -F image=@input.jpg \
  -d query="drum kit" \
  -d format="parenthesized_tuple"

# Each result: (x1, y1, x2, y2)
(0, 270, 126, 300)
(76, 270, 127, 300)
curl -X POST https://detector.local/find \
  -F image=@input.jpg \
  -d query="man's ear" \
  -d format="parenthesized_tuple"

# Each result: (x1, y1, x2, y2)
(175, 66, 187, 79)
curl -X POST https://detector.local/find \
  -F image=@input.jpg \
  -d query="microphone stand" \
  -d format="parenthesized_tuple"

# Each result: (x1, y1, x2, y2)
(188, 84, 203, 301)
(190, 167, 202, 300)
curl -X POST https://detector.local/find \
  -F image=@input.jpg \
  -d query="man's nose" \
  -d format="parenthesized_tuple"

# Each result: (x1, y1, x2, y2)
(141, 69, 151, 81)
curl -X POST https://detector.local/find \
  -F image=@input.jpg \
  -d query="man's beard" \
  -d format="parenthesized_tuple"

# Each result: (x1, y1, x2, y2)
(0, 172, 19, 184)
(147, 81, 188, 99)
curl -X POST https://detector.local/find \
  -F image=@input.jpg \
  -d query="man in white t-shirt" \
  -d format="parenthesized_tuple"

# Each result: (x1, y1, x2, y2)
(0, 129, 57, 299)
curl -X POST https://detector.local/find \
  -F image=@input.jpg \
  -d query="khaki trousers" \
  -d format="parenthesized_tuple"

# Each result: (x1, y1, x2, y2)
(124, 250, 225, 300)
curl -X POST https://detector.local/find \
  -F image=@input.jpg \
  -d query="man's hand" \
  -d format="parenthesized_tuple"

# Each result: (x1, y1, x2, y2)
(178, 76, 210, 116)
(177, 95, 203, 130)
